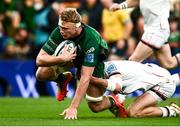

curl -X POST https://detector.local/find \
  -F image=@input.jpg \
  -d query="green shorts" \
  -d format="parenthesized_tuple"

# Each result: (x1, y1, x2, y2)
(93, 62, 105, 78)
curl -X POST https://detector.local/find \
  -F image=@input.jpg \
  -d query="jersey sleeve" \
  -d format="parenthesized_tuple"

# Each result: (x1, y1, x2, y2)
(105, 62, 120, 77)
(42, 27, 63, 55)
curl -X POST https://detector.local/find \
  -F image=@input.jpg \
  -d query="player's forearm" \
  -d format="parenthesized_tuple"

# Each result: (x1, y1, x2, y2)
(111, 0, 139, 11)
(118, 0, 139, 9)
(70, 66, 94, 109)
(36, 54, 65, 67)
(70, 78, 90, 109)
(91, 75, 122, 92)
(90, 76, 108, 89)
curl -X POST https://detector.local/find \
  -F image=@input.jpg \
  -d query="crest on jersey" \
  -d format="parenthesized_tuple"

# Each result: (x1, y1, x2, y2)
(84, 53, 94, 63)
(106, 64, 117, 75)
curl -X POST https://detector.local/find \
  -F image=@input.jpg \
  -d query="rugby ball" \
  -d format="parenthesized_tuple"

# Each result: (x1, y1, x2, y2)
(54, 40, 76, 56)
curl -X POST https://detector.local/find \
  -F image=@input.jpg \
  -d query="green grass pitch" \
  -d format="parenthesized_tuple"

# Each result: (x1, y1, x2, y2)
(0, 97, 179, 126)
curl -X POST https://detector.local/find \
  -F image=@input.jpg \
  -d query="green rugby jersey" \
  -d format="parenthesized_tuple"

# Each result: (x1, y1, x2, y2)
(42, 24, 108, 78)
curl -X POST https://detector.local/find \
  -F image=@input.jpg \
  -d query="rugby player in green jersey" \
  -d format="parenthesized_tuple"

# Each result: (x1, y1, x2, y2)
(36, 8, 125, 120)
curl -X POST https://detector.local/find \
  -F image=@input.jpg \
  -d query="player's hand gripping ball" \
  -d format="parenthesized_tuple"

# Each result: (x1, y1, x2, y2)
(54, 40, 76, 56)
(54, 40, 76, 66)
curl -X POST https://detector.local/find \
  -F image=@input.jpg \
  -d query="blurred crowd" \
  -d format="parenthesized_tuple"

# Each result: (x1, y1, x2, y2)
(0, 0, 179, 61)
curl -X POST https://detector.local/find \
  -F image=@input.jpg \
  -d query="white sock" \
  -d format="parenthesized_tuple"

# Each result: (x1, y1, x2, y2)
(160, 107, 169, 117)
(171, 73, 180, 86)
(161, 106, 179, 117)
(167, 106, 178, 117)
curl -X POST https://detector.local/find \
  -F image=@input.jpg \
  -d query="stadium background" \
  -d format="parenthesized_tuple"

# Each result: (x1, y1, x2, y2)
(0, 0, 179, 97)
(0, 0, 180, 126)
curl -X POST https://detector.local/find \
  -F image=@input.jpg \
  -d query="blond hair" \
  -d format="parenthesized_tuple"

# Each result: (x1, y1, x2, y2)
(60, 8, 82, 23)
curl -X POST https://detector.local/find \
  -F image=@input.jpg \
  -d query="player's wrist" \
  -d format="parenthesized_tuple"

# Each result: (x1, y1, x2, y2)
(118, 2, 128, 9)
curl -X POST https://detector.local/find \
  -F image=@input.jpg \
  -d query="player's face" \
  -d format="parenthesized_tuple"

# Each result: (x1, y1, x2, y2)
(59, 21, 78, 39)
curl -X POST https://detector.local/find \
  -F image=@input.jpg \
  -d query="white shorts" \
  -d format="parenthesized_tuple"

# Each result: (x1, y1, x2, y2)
(147, 81, 176, 102)
(141, 29, 170, 49)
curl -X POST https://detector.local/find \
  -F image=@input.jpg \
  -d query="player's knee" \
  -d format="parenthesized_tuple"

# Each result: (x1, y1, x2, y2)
(126, 107, 139, 117)
(36, 71, 43, 81)
(87, 102, 101, 113)
(88, 102, 99, 113)
(36, 68, 46, 81)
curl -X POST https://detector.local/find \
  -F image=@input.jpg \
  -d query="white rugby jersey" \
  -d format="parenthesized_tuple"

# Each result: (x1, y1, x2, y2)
(104, 60, 172, 94)
(140, 0, 170, 30)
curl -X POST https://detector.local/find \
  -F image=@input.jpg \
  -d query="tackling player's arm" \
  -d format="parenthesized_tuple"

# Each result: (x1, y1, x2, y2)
(36, 45, 76, 67)
(90, 74, 122, 92)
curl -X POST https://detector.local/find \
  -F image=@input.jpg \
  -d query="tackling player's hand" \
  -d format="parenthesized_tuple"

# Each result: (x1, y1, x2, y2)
(109, 3, 120, 11)
(60, 108, 77, 120)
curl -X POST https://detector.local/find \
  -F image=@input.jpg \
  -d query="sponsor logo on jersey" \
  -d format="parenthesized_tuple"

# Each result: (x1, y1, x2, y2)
(84, 53, 94, 63)
(86, 47, 95, 54)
